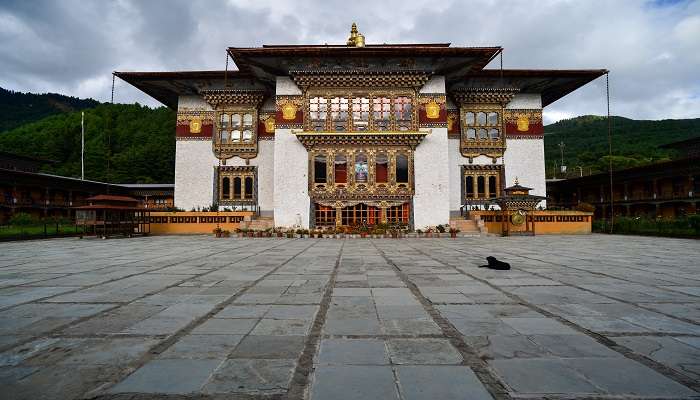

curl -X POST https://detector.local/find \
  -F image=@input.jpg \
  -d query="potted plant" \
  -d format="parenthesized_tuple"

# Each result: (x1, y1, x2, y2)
(213, 227, 223, 238)
(425, 227, 433, 238)
(449, 227, 460, 238)
(222, 230, 231, 238)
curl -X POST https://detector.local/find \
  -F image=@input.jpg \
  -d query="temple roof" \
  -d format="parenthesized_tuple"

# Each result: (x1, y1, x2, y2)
(115, 44, 606, 110)
(113, 70, 265, 109)
(453, 69, 608, 107)
(228, 44, 501, 84)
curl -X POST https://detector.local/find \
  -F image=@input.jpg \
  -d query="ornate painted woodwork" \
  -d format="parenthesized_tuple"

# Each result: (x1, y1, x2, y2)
(215, 165, 257, 206)
(504, 109, 544, 138)
(176, 110, 215, 140)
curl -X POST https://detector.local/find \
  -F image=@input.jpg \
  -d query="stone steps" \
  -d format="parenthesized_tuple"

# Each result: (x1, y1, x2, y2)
(449, 217, 488, 236)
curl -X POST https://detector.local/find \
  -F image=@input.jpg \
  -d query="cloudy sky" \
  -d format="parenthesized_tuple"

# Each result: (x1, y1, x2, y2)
(1, 0, 698, 124)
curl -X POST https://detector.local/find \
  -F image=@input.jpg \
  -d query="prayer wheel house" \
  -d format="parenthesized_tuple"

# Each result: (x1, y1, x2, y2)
(115, 24, 605, 232)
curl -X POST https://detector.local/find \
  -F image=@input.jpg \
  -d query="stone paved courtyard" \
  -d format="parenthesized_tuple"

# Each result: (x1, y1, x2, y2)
(0, 235, 699, 400)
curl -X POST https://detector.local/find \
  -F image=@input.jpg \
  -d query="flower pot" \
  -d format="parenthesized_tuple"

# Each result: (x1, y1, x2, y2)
(450, 232, 457, 238)
(215, 232, 222, 238)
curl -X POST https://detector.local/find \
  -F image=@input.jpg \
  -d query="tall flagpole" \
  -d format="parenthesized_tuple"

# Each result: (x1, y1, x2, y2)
(81, 111, 85, 180)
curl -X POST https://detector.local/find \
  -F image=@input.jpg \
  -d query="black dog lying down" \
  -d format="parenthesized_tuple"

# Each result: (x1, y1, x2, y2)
(479, 256, 511, 270)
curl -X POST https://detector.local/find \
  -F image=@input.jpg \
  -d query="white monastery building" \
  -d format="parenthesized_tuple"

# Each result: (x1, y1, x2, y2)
(117, 24, 606, 229)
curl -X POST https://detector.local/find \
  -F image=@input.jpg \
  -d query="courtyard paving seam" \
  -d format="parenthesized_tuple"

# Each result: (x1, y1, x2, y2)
(0, 239, 265, 353)
(93, 238, 316, 398)
(283, 240, 345, 400)
(408, 239, 700, 395)
(370, 240, 513, 400)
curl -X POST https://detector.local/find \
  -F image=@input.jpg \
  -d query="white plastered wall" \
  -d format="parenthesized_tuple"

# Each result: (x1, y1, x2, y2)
(174, 95, 275, 212)
(503, 93, 546, 206)
(413, 76, 450, 228)
(273, 77, 310, 228)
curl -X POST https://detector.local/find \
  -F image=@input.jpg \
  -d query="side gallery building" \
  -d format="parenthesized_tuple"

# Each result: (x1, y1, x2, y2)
(117, 26, 605, 229)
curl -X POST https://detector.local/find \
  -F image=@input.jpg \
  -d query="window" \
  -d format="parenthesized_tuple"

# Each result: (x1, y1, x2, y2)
(314, 155, 327, 184)
(244, 177, 254, 199)
(352, 97, 370, 131)
(233, 177, 242, 198)
(488, 176, 497, 198)
(219, 167, 256, 204)
(218, 112, 254, 144)
(335, 154, 347, 184)
(386, 203, 410, 224)
(466, 176, 474, 198)
(477, 176, 486, 197)
(330, 97, 349, 131)
(463, 108, 501, 141)
(307, 93, 415, 132)
(375, 153, 388, 184)
(394, 96, 413, 131)
(396, 154, 409, 184)
(222, 177, 230, 199)
(310, 97, 328, 131)
(315, 204, 336, 227)
(373, 97, 391, 131)
(355, 153, 368, 183)
(463, 166, 502, 200)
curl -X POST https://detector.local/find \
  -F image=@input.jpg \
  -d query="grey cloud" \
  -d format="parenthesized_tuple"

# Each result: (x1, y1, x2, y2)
(0, 0, 698, 123)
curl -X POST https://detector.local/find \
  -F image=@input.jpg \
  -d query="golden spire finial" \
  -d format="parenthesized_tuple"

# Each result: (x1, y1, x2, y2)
(514, 177, 520, 185)
(347, 22, 365, 47)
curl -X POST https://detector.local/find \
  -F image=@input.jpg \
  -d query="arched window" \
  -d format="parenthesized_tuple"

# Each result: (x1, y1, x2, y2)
(244, 177, 253, 199)
(396, 154, 409, 184)
(352, 97, 369, 131)
(310, 97, 328, 131)
(233, 177, 242, 199)
(478, 128, 488, 140)
(466, 176, 474, 198)
(373, 97, 391, 130)
(221, 113, 229, 129)
(488, 176, 497, 198)
(476, 112, 487, 125)
(314, 154, 327, 184)
(375, 153, 388, 184)
(477, 176, 486, 197)
(242, 130, 252, 142)
(354, 153, 368, 183)
(221, 130, 230, 143)
(335, 154, 347, 184)
(489, 128, 500, 140)
(466, 128, 476, 140)
(232, 130, 241, 142)
(222, 177, 230, 199)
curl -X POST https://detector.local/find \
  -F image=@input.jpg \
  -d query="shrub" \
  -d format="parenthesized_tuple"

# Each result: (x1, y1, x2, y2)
(9, 212, 34, 227)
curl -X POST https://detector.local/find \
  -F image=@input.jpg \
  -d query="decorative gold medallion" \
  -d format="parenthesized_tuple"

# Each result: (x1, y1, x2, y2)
(425, 100, 440, 119)
(516, 115, 529, 132)
(189, 117, 202, 134)
(264, 117, 275, 133)
(281, 103, 297, 120)
(510, 209, 526, 226)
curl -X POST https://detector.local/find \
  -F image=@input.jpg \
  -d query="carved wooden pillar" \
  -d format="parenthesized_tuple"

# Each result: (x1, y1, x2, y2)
(623, 182, 629, 201)
(380, 207, 387, 224)
(652, 179, 658, 199)
(335, 207, 342, 227)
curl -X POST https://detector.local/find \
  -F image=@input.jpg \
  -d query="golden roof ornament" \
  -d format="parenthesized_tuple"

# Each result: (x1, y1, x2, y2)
(346, 22, 365, 47)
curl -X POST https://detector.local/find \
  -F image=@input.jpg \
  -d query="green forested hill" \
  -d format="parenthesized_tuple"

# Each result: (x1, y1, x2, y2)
(0, 103, 175, 183)
(544, 116, 700, 178)
(0, 87, 99, 132)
